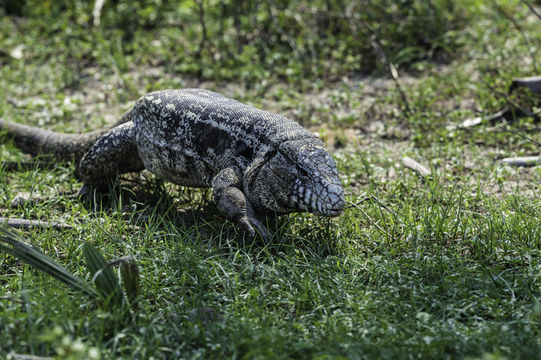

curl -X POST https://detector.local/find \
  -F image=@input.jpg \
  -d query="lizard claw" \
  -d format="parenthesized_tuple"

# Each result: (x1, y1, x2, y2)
(237, 216, 271, 242)
(77, 184, 90, 197)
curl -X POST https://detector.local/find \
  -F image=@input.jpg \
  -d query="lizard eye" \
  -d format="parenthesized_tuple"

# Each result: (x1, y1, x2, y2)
(298, 167, 309, 178)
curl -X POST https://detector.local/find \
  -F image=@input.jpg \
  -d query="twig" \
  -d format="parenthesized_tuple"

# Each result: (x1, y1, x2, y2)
(497, 123, 541, 146)
(195, 0, 209, 57)
(5, 354, 52, 360)
(343, 1, 412, 115)
(92, 0, 106, 26)
(401, 157, 431, 177)
(346, 195, 398, 218)
(450, 75, 541, 131)
(91, 255, 135, 283)
(447, 108, 517, 131)
(347, 200, 393, 239)
(346, 196, 372, 207)
(495, 3, 538, 72)
(520, 0, 541, 21)
(500, 156, 541, 167)
(0, 217, 74, 230)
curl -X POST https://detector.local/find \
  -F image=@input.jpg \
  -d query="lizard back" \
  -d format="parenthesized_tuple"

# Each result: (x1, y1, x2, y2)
(132, 89, 321, 186)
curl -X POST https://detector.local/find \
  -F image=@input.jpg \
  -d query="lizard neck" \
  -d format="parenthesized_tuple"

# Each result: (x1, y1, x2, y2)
(242, 149, 296, 215)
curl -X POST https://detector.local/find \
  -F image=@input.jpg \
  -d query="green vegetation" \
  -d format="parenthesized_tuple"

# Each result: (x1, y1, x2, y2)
(1, 0, 541, 358)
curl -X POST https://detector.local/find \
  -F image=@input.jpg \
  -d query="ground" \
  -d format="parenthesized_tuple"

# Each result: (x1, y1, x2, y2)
(1, 1, 541, 359)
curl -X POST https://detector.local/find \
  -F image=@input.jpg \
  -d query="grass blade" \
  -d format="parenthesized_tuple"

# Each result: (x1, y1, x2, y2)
(120, 257, 139, 309)
(82, 242, 123, 308)
(0, 226, 97, 298)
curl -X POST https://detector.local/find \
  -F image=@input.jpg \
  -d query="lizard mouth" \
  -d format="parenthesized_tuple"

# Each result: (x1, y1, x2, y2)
(294, 183, 345, 217)
(318, 184, 345, 217)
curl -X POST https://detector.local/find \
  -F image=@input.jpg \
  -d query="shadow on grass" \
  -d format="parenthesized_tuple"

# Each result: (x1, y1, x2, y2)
(80, 174, 343, 256)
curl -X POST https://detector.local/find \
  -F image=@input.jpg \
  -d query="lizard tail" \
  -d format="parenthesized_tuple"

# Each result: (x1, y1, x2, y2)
(0, 110, 133, 163)
(0, 119, 107, 162)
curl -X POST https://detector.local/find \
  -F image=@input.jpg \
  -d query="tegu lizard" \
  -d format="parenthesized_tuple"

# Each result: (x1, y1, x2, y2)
(0, 89, 345, 239)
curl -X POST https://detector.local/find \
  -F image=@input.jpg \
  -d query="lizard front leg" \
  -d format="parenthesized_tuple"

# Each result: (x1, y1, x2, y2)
(212, 168, 270, 241)
(78, 122, 144, 189)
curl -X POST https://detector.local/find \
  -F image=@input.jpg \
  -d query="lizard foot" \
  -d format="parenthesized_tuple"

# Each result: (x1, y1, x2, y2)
(77, 184, 90, 197)
(237, 216, 271, 242)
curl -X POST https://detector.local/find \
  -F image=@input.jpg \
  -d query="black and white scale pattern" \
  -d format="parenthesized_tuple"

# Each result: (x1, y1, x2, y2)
(1, 88, 345, 237)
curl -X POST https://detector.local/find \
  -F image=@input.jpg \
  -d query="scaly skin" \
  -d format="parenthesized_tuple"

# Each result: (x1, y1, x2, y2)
(1, 89, 345, 239)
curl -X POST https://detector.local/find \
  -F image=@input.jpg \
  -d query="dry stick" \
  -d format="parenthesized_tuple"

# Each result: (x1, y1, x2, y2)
(495, 2, 538, 72)
(0, 217, 74, 230)
(195, 0, 209, 57)
(91, 255, 135, 283)
(92, 0, 106, 26)
(7, 354, 52, 360)
(343, 1, 412, 115)
(346, 196, 372, 208)
(347, 200, 393, 239)
(401, 157, 431, 177)
(346, 195, 400, 234)
(346, 195, 398, 219)
(500, 156, 541, 167)
(520, 0, 541, 21)
(233, 0, 243, 54)
(497, 123, 541, 146)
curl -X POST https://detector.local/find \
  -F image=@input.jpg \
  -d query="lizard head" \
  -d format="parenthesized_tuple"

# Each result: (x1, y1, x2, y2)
(244, 139, 345, 217)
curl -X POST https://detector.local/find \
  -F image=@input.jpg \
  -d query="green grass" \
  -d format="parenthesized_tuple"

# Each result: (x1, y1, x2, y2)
(1, 0, 541, 359)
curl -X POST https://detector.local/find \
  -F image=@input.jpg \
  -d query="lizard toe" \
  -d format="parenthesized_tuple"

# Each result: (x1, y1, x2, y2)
(237, 216, 271, 242)
(77, 184, 90, 197)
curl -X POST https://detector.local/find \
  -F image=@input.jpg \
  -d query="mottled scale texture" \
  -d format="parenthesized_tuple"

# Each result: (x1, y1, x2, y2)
(1, 89, 345, 239)
(134, 89, 313, 185)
